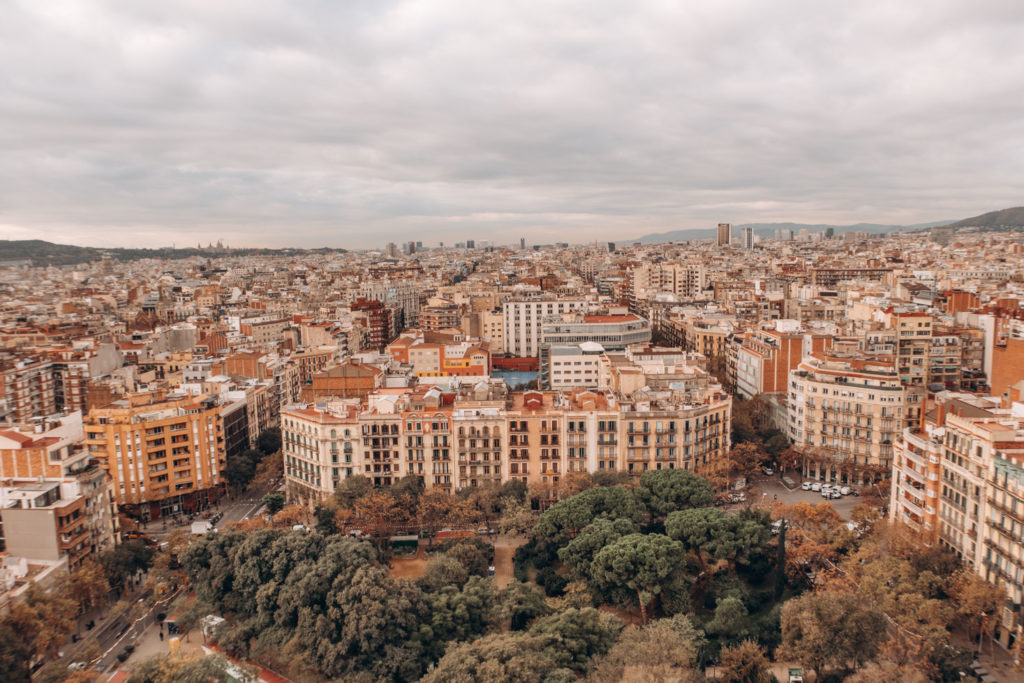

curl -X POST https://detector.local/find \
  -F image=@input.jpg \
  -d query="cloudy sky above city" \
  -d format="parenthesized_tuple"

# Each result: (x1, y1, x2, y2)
(2, 1, 1023, 249)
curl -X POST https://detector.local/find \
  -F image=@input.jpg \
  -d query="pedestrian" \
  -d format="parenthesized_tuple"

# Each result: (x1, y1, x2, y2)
(159, 631, 164, 641)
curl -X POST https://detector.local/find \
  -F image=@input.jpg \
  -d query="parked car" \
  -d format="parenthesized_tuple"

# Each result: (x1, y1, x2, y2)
(821, 489, 831, 498)
(811, 482, 822, 492)
(840, 486, 852, 496)
(801, 481, 812, 490)
(829, 490, 842, 499)
(763, 467, 774, 476)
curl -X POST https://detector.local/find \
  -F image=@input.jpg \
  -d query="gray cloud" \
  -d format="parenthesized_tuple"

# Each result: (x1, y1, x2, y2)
(1, 0, 1023, 248)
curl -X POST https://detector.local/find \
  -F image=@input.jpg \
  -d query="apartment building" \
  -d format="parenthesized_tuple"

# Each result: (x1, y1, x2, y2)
(84, 392, 225, 519)
(387, 331, 491, 378)
(503, 298, 588, 357)
(539, 312, 651, 388)
(281, 380, 731, 502)
(891, 393, 1024, 650)
(734, 321, 831, 398)
(549, 343, 604, 390)
(631, 263, 708, 299)
(0, 472, 119, 571)
(788, 352, 906, 485)
(0, 412, 92, 478)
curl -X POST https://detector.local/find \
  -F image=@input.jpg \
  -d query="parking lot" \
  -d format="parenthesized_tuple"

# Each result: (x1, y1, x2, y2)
(749, 473, 872, 521)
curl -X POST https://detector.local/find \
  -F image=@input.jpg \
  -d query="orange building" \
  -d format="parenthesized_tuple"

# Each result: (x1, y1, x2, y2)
(387, 330, 490, 378)
(84, 392, 225, 519)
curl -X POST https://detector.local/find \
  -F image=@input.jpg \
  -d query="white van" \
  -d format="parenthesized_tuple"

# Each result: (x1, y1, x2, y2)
(811, 482, 822, 492)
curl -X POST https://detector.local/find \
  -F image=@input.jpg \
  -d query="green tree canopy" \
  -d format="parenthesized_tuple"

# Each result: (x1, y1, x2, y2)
(256, 427, 282, 455)
(666, 507, 771, 572)
(589, 533, 687, 623)
(261, 492, 286, 516)
(636, 468, 714, 519)
(500, 580, 551, 631)
(333, 474, 374, 508)
(533, 486, 646, 546)
(421, 632, 567, 683)
(425, 576, 499, 649)
(557, 517, 637, 582)
(527, 607, 623, 673)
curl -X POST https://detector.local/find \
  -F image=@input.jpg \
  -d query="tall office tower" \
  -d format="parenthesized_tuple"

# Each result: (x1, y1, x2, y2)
(407, 241, 416, 254)
(520, 237, 526, 249)
(824, 227, 835, 239)
(741, 226, 754, 250)
(416, 241, 423, 249)
(385, 242, 399, 259)
(608, 242, 616, 252)
(466, 239, 476, 249)
(717, 223, 731, 246)
(775, 229, 784, 240)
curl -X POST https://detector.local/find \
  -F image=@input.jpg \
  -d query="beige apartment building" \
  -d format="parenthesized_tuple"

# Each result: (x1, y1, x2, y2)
(282, 381, 731, 501)
(890, 391, 1024, 651)
(788, 352, 906, 485)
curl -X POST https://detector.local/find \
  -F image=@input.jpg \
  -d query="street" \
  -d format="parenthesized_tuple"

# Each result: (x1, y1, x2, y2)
(141, 479, 282, 539)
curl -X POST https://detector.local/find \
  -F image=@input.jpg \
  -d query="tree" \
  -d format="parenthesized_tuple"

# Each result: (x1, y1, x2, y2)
(314, 501, 337, 534)
(0, 620, 31, 683)
(729, 441, 768, 480)
(418, 553, 471, 592)
(528, 607, 623, 673)
(706, 597, 751, 645)
(421, 632, 564, 683)
(718, 639, 774, 683)
(636, 468, 714, 520)
(256, 427, 281, 456)
(666, 507, 771, 576)
(355, 491, 405, 549)
(780, 590, 886, 675)
(949, 569, 1004, 644)
(498, 496, 539, 535)
(533, 486, 647, 546)
(224, 449, 261, 491)
(426, 576, 499, 647)
(128, 650, 255, 683)
(589, 533, 687, 624)
(4, 584, 77, 659)
(845, 660, 929, 683)
(261, 492, 285, 517)
(418, 489, 456, 546)
(333, 474, 373, 508)
(558, 517, 637, 582)
(68, 558, 111, 613)
(500, 580, 551, 631)
(589, 614, 704, 683)
(99, 539, 154, 589)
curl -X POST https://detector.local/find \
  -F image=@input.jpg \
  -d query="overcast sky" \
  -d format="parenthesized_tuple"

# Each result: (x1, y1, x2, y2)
(2, 1, 1023, 249)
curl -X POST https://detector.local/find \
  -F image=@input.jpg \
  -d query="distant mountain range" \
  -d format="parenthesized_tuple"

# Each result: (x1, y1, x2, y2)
(947, 206, 1024, 230)
(0, 240, 347, 267)
(627, 206, 1024, 244)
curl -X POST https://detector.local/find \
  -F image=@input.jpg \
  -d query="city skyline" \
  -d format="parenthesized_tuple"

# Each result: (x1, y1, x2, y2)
(2, 1, 1024, 249)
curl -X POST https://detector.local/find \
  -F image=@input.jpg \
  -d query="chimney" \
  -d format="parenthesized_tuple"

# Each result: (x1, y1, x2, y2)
(936, 402, 947, 428)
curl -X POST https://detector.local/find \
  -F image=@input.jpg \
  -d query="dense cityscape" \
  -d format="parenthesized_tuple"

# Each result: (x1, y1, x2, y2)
(5, 0, 1024, 681)
(0, 220, 1022, 681)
